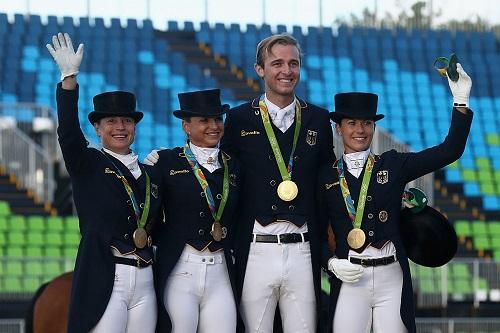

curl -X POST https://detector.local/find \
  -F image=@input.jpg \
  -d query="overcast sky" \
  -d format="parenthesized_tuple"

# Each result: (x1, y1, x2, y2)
(0, 0, 498, 30)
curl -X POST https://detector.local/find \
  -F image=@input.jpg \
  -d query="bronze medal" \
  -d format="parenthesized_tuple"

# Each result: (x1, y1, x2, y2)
(211, 221, 223, 242)
(347, 228, 366, 250)
(277, 180, 298, 201)
(133, 227, 148, 249)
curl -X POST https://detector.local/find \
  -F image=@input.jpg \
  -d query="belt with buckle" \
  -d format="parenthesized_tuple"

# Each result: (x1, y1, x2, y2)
(253, 232, 308, 244)
(114, 256, 152, 268)
(350, 255, 396, 267)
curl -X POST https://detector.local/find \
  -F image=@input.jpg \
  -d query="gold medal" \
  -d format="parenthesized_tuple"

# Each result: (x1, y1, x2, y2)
(347, 228, 366, 250)
(277, 180, 298, 201)
(133, 227, 148, 249)
(211, 221, 223, 242)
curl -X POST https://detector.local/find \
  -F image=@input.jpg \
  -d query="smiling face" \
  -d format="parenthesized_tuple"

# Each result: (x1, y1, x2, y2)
(336, 118, 375, 154)
(94, 116, 136, 154)
(182, 116, 224, 148)
(254, 43, 300, 107)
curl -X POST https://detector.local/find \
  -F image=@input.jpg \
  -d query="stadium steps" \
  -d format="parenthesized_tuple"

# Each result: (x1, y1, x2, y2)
(434, 170, 498, 221)
(0, 172, 54, 216)
(155, 30, 259, 100)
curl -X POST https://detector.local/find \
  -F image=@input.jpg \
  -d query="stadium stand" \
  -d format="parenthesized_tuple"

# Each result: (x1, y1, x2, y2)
(0, 12, 499, 332)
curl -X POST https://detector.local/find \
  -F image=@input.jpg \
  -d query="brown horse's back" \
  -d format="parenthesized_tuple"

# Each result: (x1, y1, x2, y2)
(32, 271, 73, 333)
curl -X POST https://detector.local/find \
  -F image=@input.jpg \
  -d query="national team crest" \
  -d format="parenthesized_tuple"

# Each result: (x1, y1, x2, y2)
(229, 173, 237, 186)
(151, 183, 159, 199)
(376, 170, 389, 184)
(306, 130, 317, 146)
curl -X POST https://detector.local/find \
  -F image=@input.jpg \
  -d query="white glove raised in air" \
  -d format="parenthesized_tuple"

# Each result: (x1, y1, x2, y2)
(448, 63, 472, 108)
(143, 148, 166, 166)
(46, 32, 84, 81)
(328, 257, 364, 283)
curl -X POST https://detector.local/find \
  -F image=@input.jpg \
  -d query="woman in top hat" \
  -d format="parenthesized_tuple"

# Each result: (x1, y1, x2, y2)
(47, 33, 163, 333)
(150, 89, 241, 332)
(319, 63, 473, 333)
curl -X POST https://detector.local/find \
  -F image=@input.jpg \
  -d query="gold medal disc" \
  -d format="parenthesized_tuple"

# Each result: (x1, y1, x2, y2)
(277, 180, 298, 201)
(211, 221, 223, 242)
(133, 227, 148, 249)
(347, 228, 366, 249)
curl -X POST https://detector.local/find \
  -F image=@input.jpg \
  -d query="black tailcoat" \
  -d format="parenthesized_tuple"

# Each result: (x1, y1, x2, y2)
(319, 109, 472, 332)
(153, 147, 241, 332)
(56, 84, 163, 333)
(220, 97, 335, 326)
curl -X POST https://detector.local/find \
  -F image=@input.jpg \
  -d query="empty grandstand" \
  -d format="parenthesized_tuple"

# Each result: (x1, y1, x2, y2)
(0, 1, 499, 332)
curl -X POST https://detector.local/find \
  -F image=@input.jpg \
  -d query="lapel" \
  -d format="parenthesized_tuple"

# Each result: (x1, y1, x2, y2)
(251, 96, 312, 149)
(101, 151, 139, 205)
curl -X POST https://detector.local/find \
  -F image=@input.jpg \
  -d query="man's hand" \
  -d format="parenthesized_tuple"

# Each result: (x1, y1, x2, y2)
(448, 63, 472, 108)
(328, 257, 364, 283)
(46, 32, 84, 81)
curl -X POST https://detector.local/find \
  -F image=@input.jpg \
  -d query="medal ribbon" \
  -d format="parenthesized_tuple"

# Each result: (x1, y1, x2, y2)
(184, 142, 229, 223)
(337, 154, 374, 229)
(104, 157, 151, 230)
(258, 95, 301, 181)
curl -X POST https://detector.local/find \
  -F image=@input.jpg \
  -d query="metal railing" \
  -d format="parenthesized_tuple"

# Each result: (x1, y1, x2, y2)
(0, 103, 58, 205)
(333, 127, 434, 205)
(410, 258, 500, 309)
(415, 318, 500, 333)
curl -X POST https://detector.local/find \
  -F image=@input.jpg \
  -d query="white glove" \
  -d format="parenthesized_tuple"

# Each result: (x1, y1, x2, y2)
(448, 63, 472, 108)
(46, 32, 84, 81)
(328, 257, 364, 283)
(143, 148, 166, 166)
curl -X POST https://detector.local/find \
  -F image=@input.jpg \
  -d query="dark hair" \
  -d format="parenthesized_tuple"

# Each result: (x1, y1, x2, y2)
(255, 33, 302, 68)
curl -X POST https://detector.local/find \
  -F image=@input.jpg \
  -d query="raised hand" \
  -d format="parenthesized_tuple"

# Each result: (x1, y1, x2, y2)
(46, 32, 84, 81)
(448, 63, 472, 108)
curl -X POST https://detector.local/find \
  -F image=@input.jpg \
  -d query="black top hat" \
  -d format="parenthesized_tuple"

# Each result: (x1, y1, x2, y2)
(173, 89, 230, 119)
(330, 92, 384, 123)
(88, 91, 143, 124)
(399, 206, 457, 267)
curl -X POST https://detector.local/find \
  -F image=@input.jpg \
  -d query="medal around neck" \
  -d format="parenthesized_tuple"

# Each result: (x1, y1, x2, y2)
(277, 180, 298, 201)
(211, 221, 224, 241)
(133, 227, 148, 249)
(347, 228, 366, 250)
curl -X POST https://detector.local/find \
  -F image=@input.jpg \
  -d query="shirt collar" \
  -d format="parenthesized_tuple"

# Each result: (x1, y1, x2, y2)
(264, 94, 296, 115)
(189, 141, 220, 166)
(343, 149, 370, 171)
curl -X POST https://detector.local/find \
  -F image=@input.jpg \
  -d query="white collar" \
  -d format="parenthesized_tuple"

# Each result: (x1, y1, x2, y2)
(103, 147, 141, 179)
(342, 149, 370, 178)
(189, 142, 220, 171)
(264, 94, 296, 115)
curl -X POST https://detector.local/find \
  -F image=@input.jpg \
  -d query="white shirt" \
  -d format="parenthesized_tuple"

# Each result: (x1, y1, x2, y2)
(265, 94, 296, 133)
(189, 142, 221, 173)
(343, 149, 370, 178)
(103, 148, 142, 179)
